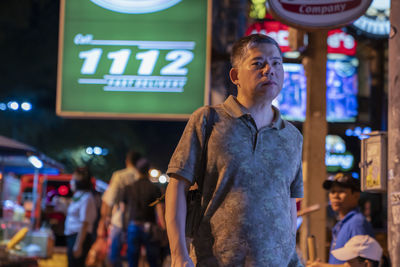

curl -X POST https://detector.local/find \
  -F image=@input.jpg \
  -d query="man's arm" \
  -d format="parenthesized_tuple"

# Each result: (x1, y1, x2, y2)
(73, 221, 89, 258)
(96, 201, 112, 238)
(306, 261, 346, 267)
(155, 203, 166, 230)
(165, 174, 193, 267)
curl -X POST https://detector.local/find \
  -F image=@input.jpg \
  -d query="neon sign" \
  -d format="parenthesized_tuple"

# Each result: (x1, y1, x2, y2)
(325, 135, 354, 172)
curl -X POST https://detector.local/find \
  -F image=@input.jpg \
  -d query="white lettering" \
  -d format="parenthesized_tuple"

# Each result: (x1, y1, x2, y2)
(298, 3, 347, 15)
(74, 34, 93, 45)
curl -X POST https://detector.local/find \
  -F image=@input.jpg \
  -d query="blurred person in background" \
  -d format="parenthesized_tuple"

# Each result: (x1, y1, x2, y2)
(307, 173, 374, 267)
(307, 235, 382, 267)
(97, 150, 141, 267)
(121, 157, 166, 267)
(65, 166, 97, 267)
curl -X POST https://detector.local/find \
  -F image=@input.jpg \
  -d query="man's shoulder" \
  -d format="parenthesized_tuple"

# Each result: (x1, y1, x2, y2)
(343, 211, 373, 234)
(190, 105, 223, 121)
(348, 211, 370, 225)
(115, 168, 136, 179)
(281, 120, 303, 141)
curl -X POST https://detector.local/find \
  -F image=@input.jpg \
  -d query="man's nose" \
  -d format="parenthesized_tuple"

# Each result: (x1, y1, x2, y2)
(262, 64, 272, 75)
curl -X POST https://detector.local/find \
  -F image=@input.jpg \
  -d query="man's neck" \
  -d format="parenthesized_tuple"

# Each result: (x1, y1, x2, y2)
(338, 208, 356, 220)
(236, 95, 275, 129)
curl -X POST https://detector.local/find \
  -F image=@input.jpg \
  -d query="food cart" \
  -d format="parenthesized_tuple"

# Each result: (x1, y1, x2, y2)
(0, 135, 64, 265)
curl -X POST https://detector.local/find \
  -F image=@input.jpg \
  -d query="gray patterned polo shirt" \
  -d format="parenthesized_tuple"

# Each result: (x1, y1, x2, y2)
(167, 96, 304, 267)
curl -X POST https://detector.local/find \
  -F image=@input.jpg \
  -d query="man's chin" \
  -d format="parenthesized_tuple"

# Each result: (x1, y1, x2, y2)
(256, 86, 281, 98)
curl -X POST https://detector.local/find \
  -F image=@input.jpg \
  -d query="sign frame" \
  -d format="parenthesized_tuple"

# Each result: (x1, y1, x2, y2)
(56, 0, 212, 120)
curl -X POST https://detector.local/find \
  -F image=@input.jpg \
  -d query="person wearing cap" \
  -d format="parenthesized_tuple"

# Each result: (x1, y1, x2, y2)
(307, 235, 382, 267)
(307, 173, 374, 266)
(331, 235, 382, 267)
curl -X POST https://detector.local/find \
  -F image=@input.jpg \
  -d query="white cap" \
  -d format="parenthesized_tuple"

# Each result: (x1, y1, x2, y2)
(331, 235, 383, 262)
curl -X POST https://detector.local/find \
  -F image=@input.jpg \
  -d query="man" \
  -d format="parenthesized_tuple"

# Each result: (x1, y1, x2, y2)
(97, 150, 141, 267)
(165, 34, 304, 266)
(307, 235, 382, 267)
(121, 157, 166, 267)
(307, 173, 374, 267)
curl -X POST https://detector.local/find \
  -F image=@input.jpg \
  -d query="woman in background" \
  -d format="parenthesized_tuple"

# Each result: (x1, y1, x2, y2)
(65, 166, 97, 267)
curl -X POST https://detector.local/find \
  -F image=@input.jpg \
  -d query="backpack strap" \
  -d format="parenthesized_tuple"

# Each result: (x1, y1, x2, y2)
(196, 106, 216, 194)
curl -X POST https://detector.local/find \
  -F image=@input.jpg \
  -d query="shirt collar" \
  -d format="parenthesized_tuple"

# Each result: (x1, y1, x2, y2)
(340, 208, 359, 223)
(222, 95, 285, 130)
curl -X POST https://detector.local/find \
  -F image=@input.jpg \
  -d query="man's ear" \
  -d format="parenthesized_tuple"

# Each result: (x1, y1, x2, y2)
(229, 68, 239, 86)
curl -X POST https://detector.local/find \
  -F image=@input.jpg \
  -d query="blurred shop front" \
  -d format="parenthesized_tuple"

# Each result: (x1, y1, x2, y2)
(0, 135, 64, 266)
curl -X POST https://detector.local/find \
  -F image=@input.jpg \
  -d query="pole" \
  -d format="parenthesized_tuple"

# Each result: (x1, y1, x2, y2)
(31, 168, 39, 228)
(300, 30, 328, 261)
(388, 0, 400, 264)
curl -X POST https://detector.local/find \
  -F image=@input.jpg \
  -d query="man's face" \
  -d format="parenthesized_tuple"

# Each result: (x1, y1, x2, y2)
(329, 185, 360, 214)
(230, 43, 284, 102)
(347, 258, 372, 267)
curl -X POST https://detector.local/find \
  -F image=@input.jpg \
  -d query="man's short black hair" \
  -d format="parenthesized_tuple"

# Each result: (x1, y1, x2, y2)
(126, 150, 141, 166)
(230, 34, 283, 68)
(74, 166, 92, 191)
(136, 158, 150, 176)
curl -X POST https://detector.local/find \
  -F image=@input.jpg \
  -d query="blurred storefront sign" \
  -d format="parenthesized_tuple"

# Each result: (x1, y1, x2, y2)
(246, 20, 357, 56)
(267, 0, 372, 29)
(326, 135, 354, 172)
(352, 0, 390, 38)
(327, 29, 356, 56)
(246, 20, 291, 52)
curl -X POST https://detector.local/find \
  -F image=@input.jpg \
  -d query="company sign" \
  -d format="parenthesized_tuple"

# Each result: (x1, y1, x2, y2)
(57, 0, 211, 120)
(267, 0, 372, 29)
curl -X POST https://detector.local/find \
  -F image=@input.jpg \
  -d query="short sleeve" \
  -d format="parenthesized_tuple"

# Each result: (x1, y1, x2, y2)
(167, 107, 208, 184)
(80, 194, 97, 224)
(290, 139, 304, 198)
(102, 172, 119, 206)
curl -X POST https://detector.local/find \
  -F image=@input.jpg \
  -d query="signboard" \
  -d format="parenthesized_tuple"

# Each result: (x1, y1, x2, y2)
(57, 0, 211, 120)
(267, 0, 372, 30)
(352, 0, 390, 38)
(273, 57, 358, 122)
(246, 20, 357, 56)
(246, 20, 291, 53)
(360, 131, 387, 192)
(327, 29, 356, 56)
(325, 135, 354, 172)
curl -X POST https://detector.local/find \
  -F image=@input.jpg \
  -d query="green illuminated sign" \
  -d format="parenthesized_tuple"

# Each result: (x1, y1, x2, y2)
(57, 0, 211, 119)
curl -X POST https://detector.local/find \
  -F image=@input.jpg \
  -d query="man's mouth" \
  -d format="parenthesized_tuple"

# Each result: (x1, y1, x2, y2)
(262, 81, 277, 86)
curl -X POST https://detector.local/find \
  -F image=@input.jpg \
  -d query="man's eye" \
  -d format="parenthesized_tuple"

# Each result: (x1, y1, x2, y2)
(252, 62, 262, 67)
(273, 61, 282, 66)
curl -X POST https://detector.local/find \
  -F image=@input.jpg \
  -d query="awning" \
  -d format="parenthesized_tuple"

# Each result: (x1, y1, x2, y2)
(0, 135, 64, 174)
